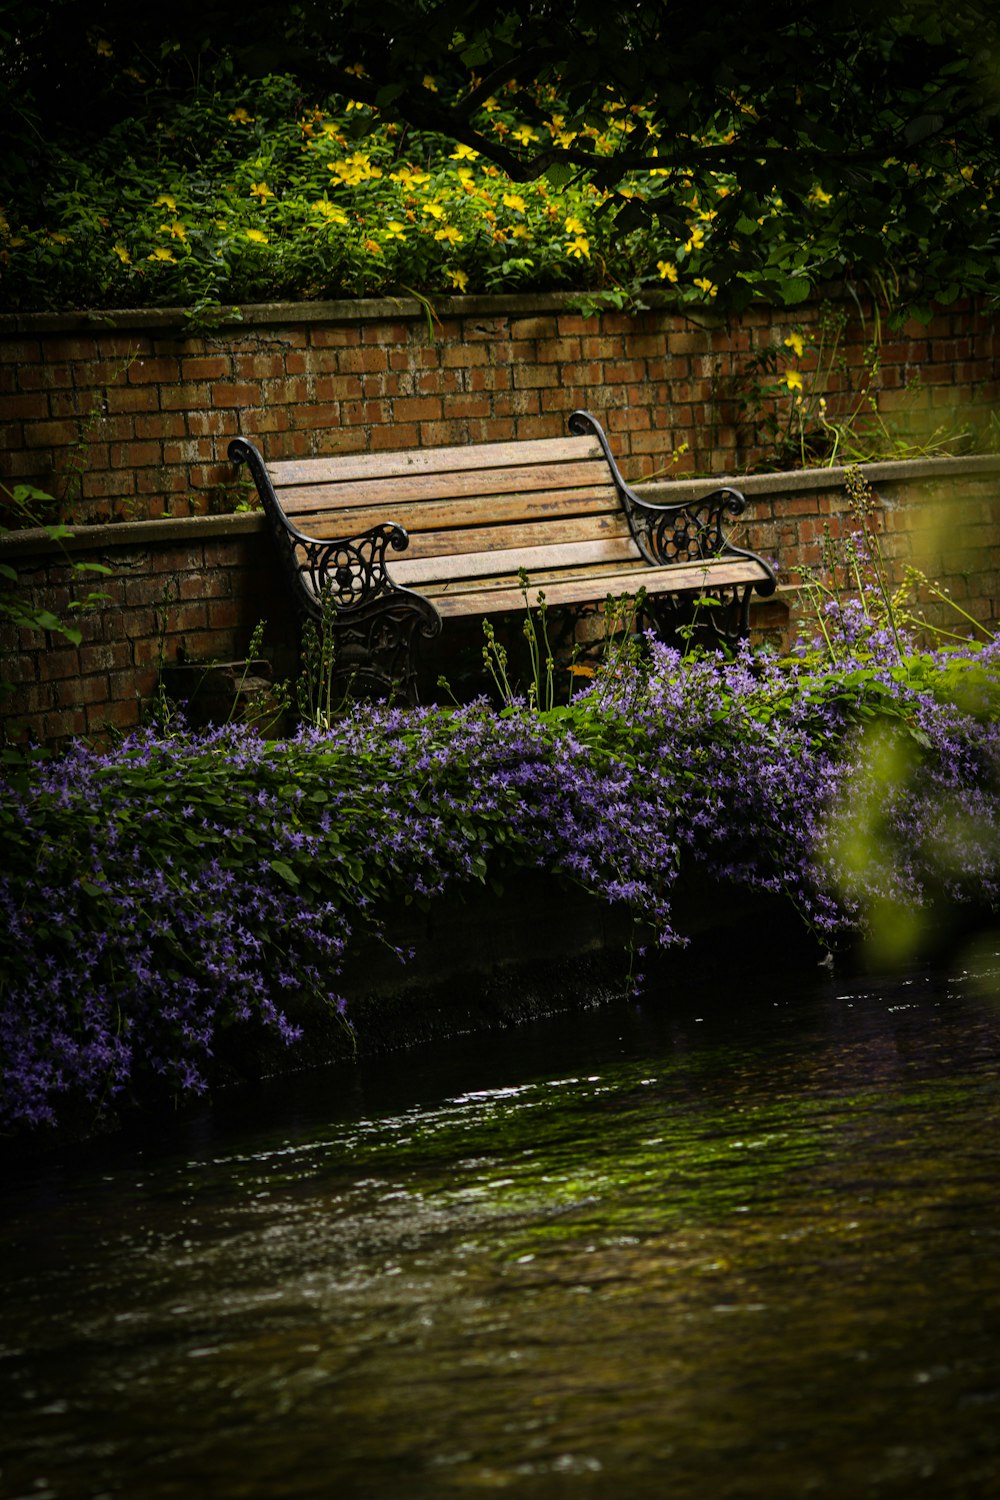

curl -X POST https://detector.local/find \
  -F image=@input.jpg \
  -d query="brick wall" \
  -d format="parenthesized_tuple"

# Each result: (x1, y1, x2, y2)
(3, 457, 997, 749)
(2, 292, 998, 746)
(2, 292, 998, 525)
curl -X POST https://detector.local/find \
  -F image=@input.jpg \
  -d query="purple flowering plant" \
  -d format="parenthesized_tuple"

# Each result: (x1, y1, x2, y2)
(2, 476, 998, 1132)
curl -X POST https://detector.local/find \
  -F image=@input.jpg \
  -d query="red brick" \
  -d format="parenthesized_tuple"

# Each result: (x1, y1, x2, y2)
(369, 423, 418, 451)
(110, 441, 162, 468)
(512, 365, 561, 390)
(394, 396, 443, 422)
(24, 419, 82, 448)
(87, 698, 141, 733)
(315, 374, 363, 400)
(310, 327, 363, 349)
(106, 386, 160, 415)
(43, 708, 88, 739)
(442, 344, 488, 368)
(182, 355, 231, 380)
(0, 338, 42, 364)
(54, 674, 108, 708)
(4, 394, 50, 420)
(128, 357, 181, 385)
(207, 600, 242, 630)
(338, 347, 389, 374)
(211, 382, 261, 408)
(18, 364, 73, 390)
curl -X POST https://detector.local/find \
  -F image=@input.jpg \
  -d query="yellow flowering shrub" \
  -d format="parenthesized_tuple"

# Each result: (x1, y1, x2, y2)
(0, 70, 939, 314)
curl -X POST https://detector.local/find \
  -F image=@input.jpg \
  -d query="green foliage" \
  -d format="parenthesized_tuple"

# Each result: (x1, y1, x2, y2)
(0, 486, 111, 700)
(736, 309, 985, 471)
(2, 3, 998, 314)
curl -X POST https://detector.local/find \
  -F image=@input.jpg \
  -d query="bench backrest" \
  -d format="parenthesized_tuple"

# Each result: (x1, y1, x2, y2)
(261, 432, 644, 589)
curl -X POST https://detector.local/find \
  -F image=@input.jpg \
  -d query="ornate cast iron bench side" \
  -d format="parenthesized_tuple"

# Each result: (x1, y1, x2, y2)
(228, 435, 442, 702)
(565, 410, 777, 646)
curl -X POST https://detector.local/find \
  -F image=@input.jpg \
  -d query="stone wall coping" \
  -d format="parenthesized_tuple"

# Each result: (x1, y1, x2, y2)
(0, 290, 702, 338)
(3, 452, 997, 559)
(0, 510, 265, 558)
(4, 452, 998, 557)
(639, 452, 1000, 504)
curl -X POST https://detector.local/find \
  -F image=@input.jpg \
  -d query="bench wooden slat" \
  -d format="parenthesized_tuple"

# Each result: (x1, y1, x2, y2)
(390, 536, 643, 587)
(425, 558, 771, 618)
(267, 434, 602, 487)
(276, 460, 617, 517)
(288, 486, 623, 540)
(392, 512, 633, 561)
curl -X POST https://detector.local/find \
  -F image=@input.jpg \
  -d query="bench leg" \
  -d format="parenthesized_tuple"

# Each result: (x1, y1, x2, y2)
(642, 583, 755, 651)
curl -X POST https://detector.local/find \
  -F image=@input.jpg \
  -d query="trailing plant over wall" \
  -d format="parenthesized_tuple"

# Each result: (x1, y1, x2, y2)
(2, 619, 998, 1134)
(0, 485, 110, 701)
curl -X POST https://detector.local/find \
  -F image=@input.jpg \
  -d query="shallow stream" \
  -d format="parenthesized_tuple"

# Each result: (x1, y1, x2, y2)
(2, 954, 999, 1498)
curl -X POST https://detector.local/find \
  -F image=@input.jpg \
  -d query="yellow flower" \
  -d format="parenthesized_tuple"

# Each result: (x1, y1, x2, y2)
(147, 247, 176, 262)
(447, 269, 469, 291)
(783, 370, 804, 392)
(48, 232, 70, 244)
(683, 226, 706, 253)
(345, 62, 366, 77)
(566, 234, 590, 260)
(161, 221, 187, 241)
(227, 107, 255, 124)
(250, 181, 274, 202)
(450, 143, 479, 161)
(94, 38, 114, 58)
(564, 215, 585, 235)
(809, 184, 833, 206)
(311, 200, 349, 224)
(503, 192, 527, 213)
(511, 125, 539, 146)
(113, 244, 132, 264)
(693, 277, 718, 298)
(783, 332, 805, 358)
(422, 74, 438, 92)
(657, 260, 678, 283)
(328, 153, 382, 185)
(385, 220, 407, 240)
(245, 229, 268, 243)
(364, 238, 383, 255)
(422, 202, 446, 220)
(390, 165, 430, 187)
(434, 225, 463, 244)
(153, 194, 177, 211)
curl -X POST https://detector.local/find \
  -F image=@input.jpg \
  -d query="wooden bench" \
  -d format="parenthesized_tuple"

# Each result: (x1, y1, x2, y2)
(229, 410, 776, 700)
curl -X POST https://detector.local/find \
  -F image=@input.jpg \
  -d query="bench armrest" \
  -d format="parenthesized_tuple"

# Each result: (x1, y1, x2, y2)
(627, 487, 773, 581)
(567, 411, 775, 594)
(229, 436, 441, 626)
(294, 523, 416, 612)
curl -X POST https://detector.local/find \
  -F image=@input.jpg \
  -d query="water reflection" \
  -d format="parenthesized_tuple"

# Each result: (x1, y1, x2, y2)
(1, 960, 999, 1498)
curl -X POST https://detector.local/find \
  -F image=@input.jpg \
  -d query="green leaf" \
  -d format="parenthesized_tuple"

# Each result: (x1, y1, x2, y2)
(778, 277, 812, 306)
(269, 858, 300, 886)
(544, 162, 574, 189)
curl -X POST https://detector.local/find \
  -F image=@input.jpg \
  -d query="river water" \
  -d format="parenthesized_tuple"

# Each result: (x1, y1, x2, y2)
(2, 951, 999, 1500)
